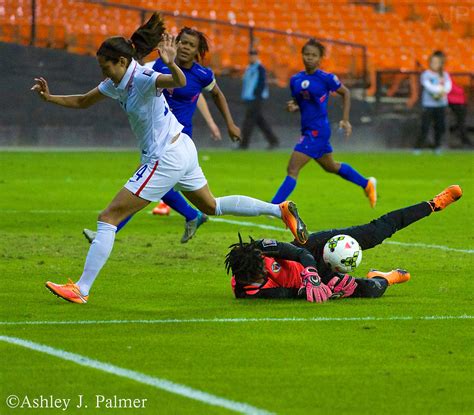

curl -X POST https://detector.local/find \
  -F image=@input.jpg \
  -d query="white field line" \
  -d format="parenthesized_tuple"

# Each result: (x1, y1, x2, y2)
(0, 335, 274, 415)
(381, 240, 474, 253)
(1, 211, 472, 254)
(1, 315, 472, 326)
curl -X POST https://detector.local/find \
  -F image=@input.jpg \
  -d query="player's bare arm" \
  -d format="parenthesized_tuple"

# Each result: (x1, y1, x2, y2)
(31, 78, 106, 108)
(208, 83, 241, 142)
(335, 85, 352, 137)
(197, 93, 222, 141)
(155, 34, 187, 89)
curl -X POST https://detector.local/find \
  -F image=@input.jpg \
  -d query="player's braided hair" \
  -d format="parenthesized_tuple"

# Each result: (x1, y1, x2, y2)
(302, 38, 325, 57)
(225, 234, 266, 285)
(176, 27, 210, 62)
(97, 12, 165, 63)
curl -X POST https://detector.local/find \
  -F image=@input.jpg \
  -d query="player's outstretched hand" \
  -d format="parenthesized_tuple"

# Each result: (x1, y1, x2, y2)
(339, 120, 352, 137)
(299, 267, 331, 303)
(228, 123, 241, 142)
(286, 99, 299, 112)
(158, 33, 177, 65)
(31, 77, 50, 101)
(328, 274, 357, 299)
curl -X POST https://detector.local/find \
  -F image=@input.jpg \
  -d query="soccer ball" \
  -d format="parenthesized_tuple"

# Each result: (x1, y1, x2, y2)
(322, 234, 362, 273)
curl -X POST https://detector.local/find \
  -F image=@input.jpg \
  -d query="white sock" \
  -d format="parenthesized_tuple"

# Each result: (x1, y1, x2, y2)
(215, 196, 281, 217)
(76, 221, 117, 296)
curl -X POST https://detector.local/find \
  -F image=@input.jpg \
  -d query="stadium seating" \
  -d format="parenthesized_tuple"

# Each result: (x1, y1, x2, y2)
(1, 0, 472, 90)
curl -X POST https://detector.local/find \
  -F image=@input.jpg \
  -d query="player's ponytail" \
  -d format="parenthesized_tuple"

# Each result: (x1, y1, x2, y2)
(131, 12, 166, 61)
(97, 12, 165, 63)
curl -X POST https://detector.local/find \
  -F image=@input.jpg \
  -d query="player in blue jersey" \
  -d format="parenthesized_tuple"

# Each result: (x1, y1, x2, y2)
(83, 27, 241, 245)
(271, 39, 377, 208)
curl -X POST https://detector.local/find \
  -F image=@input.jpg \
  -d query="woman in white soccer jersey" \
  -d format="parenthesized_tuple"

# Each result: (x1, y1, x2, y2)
(31, 13, 307, 304)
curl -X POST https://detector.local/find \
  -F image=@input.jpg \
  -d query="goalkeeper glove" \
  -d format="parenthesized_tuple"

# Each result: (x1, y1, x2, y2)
(299, 267, 331, 303)
(327, 274, 358, 299)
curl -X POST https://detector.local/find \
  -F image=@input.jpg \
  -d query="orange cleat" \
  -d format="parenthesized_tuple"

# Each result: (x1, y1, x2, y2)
(364, 177, 377, 208)
(152, 201, 171, 216)
(279, 201, 308, 244)
(430, 185, 462, 212)
(45, 279, 88, 304)
(367, 269, 411, 286)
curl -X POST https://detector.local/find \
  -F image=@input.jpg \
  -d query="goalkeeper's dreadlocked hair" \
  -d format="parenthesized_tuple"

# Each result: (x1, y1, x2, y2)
(225, 234, 266, 285)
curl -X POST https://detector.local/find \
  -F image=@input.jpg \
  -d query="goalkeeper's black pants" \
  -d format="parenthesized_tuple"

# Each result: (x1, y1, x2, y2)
(304, 202, 433, 297)
(309, 202, 433, 252)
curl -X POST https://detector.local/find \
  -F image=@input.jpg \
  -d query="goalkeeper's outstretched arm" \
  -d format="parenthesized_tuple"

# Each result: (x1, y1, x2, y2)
(254, 239, 318, 269)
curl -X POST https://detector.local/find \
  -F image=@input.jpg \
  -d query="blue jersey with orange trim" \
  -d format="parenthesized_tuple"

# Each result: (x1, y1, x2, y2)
(152, 58, 215, 137)
(290, 69, 341, 137)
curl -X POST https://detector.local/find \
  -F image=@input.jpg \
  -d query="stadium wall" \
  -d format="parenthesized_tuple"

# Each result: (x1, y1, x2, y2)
(0, 42, 455, 151)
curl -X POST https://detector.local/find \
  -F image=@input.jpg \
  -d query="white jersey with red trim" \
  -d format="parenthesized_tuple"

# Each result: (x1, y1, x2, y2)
(98, 59, 183, 163)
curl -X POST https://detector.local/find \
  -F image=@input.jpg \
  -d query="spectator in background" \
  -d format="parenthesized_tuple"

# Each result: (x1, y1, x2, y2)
(448, 77, 471, 148)
(432, 50, 471, 148)
(240, 50, 279, 149)
(415, 52, 452, 153)
(447, 80, 471, 150)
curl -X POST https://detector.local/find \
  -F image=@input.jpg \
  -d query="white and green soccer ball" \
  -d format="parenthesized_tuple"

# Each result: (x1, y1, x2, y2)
(323, 234, 362, 273)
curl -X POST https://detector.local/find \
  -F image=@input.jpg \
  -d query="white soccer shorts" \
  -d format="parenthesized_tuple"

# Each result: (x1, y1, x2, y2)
(124, 133, 207, 201)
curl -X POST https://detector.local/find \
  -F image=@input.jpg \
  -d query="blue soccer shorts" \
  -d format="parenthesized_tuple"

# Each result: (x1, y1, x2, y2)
(293, 131, 333, 159)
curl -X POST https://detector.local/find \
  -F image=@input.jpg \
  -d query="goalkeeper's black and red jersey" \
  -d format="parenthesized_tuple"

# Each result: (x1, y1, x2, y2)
(230, 238, 389, 300)
(231, 239, 317, 299)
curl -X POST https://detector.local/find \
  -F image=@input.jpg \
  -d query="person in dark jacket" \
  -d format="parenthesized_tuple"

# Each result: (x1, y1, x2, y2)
(239, 50, 279, 149)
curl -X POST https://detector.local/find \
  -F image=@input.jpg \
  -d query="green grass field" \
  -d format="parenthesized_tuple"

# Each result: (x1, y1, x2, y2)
(1, 150, 473, 415)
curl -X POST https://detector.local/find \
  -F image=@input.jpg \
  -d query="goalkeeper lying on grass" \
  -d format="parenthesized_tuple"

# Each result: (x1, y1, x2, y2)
(225, 185, 462, 302)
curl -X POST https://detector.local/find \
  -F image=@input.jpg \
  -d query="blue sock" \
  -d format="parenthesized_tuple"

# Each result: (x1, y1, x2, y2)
(271, 176, 297, 204)
(116, 215, 133, 233)
(162, 189, 198, 222)
(338, 163, 369, 188)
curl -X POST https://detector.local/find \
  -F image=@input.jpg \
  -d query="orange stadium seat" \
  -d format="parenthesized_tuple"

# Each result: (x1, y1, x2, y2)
(1, 0, 472, 92)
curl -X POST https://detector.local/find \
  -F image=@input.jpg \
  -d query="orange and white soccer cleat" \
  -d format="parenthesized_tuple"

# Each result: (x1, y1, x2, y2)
(367, 269, 411, 286)
(45, 279, 88, 304)
(430, 185, 462, 212)
(279, 201, 308, 244)
(152, 201, 171, 216)
(364, 177, 377, 208)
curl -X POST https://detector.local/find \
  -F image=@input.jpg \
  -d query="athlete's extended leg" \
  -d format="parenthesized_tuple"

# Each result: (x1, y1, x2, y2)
(47, 188, 150, 302)
(161, 188, 208, 244)
(84, 187, 207, 246)
(183, 184, 309, 244)
(162, 189, 198, 221)
(271, 151, 311, 204)
(306, 185, 462, 252)
(316, 153, 368, 187)
(77, 188, 149, 294)
(349, 269, 411, 299)
(316, 153, 376, 208)
(83, 212, 134, 243)
(310, 202, 433, 252)
(350, 277, 389, 298)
